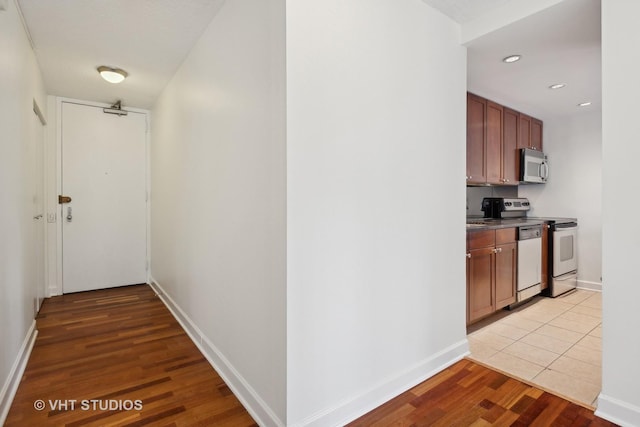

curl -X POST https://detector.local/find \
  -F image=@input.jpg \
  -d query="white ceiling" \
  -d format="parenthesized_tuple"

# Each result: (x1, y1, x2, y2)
(17, 0, 225, 109)
(422, 0, 514, 24)
(427, 0, 601, 121)
(17, 0, 600, 119)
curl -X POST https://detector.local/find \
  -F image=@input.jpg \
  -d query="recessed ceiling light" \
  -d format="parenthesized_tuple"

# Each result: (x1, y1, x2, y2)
(97, 66, 128, 84)
(549, 83, 566, 89)
(502, 55, 521, 63)
(578, 101, 592, 107)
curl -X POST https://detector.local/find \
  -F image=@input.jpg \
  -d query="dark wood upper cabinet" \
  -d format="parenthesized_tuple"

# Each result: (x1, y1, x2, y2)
(467, 93, 543, 186)
(518, 113, 532, 150)
(531, 118, 543, 151)
(486, 101, 503, 184)
(467, 93, 487, 184)
(502, 108, 520, 184)
(518, 113, 543, 151)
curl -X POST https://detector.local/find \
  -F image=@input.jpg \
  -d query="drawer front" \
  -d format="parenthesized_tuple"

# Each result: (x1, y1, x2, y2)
(468, 230, 495, 249)
(496, 228, 517, 244)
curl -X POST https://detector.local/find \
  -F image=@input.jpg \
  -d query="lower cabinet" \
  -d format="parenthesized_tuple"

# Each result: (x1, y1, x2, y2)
(467, 228, 517, 325)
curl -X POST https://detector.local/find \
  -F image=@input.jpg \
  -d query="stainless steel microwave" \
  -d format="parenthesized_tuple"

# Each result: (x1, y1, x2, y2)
(521, 148, 548, 183)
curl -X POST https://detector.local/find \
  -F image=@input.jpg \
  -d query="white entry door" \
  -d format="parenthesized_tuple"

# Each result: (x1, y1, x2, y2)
(61, 102, 147, 293)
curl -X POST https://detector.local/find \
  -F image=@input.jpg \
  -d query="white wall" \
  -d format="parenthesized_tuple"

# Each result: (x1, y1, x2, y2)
(0, 0, 46, 420)
(150, 0, 286, 425)
(597, 2, 640, 425)
(518, 110, 602, 287)
(286, 1, 468, 425)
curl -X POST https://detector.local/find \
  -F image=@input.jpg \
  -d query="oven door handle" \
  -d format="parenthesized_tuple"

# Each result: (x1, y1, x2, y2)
(555, 225, 578, 231)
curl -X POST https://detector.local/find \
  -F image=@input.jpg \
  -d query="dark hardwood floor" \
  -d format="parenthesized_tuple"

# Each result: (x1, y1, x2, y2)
(348, 359, 617, 427)
(5, 284, 257, 426)
(6, 285, 617, 426)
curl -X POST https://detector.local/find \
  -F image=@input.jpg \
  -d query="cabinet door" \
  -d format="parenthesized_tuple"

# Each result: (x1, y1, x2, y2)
(531, 118, 543, 151)
(495, 242, 517, 309)
(541, 225, 549, 290)
(502, 108, 520, 184)
(518, 113, 532, 150)
(467, 93, 487, 183)
(486, 101, 503, 184)
(468, 247, 495, 323)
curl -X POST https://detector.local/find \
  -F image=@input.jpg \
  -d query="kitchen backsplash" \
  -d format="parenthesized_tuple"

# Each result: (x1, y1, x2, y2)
(466, 186, 518, 216)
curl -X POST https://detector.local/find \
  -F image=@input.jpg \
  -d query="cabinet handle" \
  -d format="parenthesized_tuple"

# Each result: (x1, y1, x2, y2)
(466, 253, 471, 259)
(498, 247, 502, 253)
(468, 176, 472, 179)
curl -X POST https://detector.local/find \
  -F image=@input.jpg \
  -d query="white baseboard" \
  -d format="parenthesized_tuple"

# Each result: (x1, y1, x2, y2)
(596, 393, 640, 427)
(577, 280, 602, 292)
(292, 340, 470, 427)
(0, 320, 38, 425)
(148, 278, 284, 427)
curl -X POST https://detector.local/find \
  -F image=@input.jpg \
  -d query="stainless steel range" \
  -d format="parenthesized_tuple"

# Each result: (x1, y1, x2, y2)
(544, 219, 579, 297)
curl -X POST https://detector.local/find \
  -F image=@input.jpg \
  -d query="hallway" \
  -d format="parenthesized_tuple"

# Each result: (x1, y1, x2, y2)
(5, 285, 256, 426)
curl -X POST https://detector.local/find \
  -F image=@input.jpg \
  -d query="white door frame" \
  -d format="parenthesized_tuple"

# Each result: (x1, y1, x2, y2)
(33, 99, 47, 312)
(50, 97, 151, 296)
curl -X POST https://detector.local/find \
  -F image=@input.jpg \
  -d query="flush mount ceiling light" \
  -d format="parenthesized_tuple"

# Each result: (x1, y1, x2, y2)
(549, 83, 566, 89)
(578, 101, 592, 107)
(97, 66, 128, 84)
(502, 54, 521, 63)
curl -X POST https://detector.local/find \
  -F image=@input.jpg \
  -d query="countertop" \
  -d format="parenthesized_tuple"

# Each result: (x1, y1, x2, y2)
(466, 217, 545, 232)
(466, 216, 577, 232)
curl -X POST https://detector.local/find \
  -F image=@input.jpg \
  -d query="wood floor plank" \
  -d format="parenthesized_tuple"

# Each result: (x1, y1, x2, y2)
(5, 284, 257, 427)
(348, 359, 619, 427)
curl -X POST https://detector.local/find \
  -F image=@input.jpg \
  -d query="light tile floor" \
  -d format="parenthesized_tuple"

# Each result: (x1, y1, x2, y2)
(467, 289, 602, 408)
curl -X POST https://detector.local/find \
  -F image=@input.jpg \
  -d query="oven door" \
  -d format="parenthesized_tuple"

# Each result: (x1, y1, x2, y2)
(553, 224, 578, 276)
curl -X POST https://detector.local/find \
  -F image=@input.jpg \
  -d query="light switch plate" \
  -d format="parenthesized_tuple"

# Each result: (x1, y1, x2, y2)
(47, 213, 56, 223)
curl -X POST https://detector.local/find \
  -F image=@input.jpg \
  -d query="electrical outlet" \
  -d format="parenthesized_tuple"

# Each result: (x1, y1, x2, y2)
(47, 213, 56, 223)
